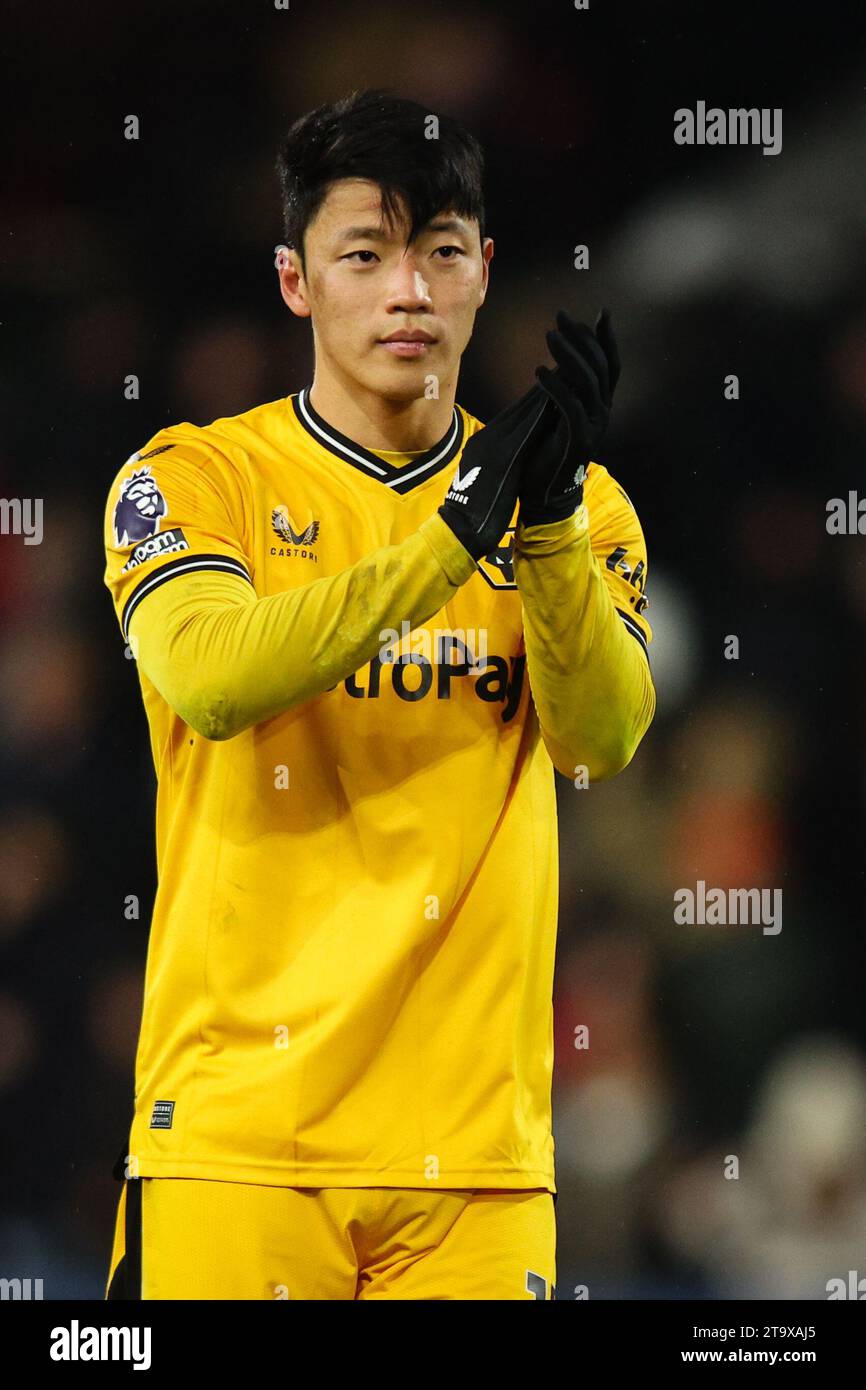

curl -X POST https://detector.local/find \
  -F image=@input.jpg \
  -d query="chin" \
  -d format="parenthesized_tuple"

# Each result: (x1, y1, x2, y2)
(368, 361, 436, 405)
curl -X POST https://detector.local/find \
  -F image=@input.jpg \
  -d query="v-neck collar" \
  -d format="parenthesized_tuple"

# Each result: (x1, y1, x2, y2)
(290, 387, 464, 495)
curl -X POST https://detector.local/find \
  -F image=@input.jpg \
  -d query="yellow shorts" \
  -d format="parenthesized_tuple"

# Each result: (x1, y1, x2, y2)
(105, 1177, 556, 1300)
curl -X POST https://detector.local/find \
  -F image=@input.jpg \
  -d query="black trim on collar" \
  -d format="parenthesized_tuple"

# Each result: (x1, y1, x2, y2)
(290, 388, 464, 495)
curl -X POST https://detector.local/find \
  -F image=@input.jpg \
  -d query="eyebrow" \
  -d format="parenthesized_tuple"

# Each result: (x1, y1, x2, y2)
(335, 217, 473, 243)
(425, 218, 472, 236)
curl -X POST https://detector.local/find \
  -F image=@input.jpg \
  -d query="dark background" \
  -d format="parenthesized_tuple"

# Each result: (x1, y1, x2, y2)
(2, 0, 866, 1298)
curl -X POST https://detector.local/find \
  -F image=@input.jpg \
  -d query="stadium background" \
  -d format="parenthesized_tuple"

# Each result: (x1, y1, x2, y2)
(2, 0, 866, 1298)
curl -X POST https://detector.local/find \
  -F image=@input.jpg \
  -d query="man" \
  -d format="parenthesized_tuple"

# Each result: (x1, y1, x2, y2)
(103, 88, 655, 1301)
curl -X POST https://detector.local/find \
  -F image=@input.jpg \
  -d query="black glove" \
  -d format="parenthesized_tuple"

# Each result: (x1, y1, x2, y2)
(438, 383, 551, 561)
(518, 306, 621, 527)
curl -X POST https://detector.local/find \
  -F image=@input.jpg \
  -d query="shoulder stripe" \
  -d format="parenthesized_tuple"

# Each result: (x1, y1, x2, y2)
(121, 553, 253, 641)
(615, 606, 650, 662)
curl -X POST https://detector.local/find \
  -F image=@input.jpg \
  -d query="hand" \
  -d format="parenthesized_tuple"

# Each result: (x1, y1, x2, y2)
(438, 383, 550, 561)
(518, 306, 621, 527)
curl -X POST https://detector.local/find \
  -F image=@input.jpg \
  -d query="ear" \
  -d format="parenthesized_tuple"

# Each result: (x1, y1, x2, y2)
(276, 246, 312, 319)
(478, 236, 494, 306)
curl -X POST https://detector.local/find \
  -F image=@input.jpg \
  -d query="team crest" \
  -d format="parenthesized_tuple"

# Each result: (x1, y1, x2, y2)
(113, 463, 168, 546)
(477, 526, 516, 589)
(271, 505, 320, 547)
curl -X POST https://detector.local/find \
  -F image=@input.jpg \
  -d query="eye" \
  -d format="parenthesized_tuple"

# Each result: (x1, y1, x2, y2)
(342, 250, 379, 264)
(433, 245, 465, 260)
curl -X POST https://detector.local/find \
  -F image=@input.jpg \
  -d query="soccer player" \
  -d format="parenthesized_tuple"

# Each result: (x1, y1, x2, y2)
(103, 89, 655, 1301)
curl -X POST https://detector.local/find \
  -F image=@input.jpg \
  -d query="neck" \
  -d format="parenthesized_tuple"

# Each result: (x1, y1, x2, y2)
(308, 362, 457, 452)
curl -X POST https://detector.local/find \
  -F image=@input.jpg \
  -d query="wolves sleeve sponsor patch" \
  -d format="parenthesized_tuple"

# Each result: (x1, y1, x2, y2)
(120, 528, 190, 573)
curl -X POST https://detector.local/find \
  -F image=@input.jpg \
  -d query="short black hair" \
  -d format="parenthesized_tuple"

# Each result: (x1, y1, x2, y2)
(276, 88, 486, 266)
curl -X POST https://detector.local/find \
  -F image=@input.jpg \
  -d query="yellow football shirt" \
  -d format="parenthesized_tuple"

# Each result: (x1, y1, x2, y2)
(103, 389, 652, 1190)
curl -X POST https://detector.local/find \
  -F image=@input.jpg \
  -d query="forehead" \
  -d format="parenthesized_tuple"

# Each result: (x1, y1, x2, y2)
(307, 178, 475, 242)
(316, 178, 391, 222)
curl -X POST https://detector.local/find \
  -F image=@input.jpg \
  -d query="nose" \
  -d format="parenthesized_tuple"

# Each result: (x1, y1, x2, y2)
(384, 255, 433, 314)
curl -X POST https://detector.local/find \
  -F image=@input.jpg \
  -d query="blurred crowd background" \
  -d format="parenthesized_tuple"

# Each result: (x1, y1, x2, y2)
(2, 0, 866, 1299)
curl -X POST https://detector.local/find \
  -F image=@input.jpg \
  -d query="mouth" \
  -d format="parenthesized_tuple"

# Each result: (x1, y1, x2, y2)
(378, 331, 437, 358)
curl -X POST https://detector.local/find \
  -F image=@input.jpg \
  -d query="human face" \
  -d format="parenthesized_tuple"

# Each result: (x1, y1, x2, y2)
(278, 178, 493, 405)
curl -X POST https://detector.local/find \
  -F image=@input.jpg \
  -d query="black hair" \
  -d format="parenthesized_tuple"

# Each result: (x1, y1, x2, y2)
(276, 88, 486, 266)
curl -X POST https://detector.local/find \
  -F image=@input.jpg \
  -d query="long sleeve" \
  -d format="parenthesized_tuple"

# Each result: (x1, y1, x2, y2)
(127, 513, 476, 740)
(512, 467, 656, 781)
